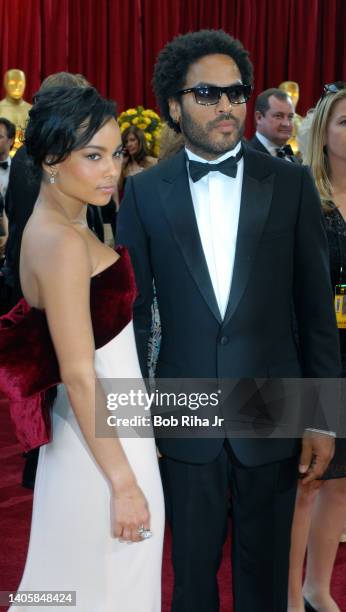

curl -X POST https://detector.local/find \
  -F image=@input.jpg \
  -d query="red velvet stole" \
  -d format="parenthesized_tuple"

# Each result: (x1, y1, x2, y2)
(0, 246, 137, 450)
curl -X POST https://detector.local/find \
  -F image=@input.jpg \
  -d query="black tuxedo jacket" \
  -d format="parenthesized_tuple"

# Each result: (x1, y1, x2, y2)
(247, 134, 299, 163)
(117, 144, 341, 466)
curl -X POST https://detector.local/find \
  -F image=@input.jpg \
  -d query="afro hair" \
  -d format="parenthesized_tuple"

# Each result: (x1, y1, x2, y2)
(152, 29, 253, 133)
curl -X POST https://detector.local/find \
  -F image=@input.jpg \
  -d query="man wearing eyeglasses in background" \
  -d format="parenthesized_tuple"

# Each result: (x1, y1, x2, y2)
(248, 87, 299, 162)
(118, 30, 341, 612)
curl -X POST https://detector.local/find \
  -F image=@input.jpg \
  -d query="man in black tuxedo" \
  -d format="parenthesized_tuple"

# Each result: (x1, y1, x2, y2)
(248, 87, 299, 162)
(117, 31, 340, 612)
(0, 118, 15, 264)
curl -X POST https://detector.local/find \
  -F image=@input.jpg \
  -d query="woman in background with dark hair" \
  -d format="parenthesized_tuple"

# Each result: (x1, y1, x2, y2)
(121, 125, 157, 181)
(1, 86, 164, 611)
(288, 84, 346, 612)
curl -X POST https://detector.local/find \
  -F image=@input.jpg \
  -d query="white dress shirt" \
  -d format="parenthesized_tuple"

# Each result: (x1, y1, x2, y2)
(0, 155, 11, 197)
(255, 131, 279, 156)
(186, 142, 243, 319)
(255, 131, 294, 162)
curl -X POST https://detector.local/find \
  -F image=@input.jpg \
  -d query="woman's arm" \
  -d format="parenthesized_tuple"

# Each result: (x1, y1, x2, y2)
(32, 228, 149, 541)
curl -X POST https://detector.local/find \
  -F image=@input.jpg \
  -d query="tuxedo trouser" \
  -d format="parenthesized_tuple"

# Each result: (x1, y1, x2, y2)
(160, 441, 298, 612)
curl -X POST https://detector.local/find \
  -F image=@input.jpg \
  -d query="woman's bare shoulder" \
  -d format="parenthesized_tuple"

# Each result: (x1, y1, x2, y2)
(146, 156, 158, 167)
(22, 218, 91, 279)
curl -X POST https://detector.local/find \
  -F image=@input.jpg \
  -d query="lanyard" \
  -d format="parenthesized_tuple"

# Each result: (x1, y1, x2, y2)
(336, 231, 345, 285)
(333, 207, 346, 286)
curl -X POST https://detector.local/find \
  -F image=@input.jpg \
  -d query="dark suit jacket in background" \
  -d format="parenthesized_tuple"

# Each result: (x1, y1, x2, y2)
(117, 144, 341, 466)
(247, 134, 299, 163)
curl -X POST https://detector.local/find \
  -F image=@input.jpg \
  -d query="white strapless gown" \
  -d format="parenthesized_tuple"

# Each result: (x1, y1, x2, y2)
(10, 322, 165, 611)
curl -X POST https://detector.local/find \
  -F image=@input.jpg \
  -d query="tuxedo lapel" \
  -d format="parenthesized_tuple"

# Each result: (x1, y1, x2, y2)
(249, 136, 270, 156)
(157, 147, 275, 327)
(159, 150, 222, 323)
(223, 146, 275, 326)
(249, 135, 299, 163)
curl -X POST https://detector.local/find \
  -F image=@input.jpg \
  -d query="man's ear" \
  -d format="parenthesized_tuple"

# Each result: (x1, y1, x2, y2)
(168, 97, 181, 126)
(254, 110, 263, 126)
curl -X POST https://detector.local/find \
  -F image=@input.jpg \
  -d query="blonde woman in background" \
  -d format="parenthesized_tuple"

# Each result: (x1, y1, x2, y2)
(288, 83, 346, 612)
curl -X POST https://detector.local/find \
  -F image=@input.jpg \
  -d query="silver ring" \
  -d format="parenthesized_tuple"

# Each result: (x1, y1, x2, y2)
(137, 525, 153, 540)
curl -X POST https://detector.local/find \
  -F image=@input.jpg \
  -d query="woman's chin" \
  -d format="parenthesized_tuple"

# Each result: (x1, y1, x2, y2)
(92, 191, 115, 206)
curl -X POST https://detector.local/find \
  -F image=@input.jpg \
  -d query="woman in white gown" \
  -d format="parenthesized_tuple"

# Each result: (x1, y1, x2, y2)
(6, 85, 164, 611)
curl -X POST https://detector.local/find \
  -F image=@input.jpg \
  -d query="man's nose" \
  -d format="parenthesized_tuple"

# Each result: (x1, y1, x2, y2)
(216, 92, 232, 112)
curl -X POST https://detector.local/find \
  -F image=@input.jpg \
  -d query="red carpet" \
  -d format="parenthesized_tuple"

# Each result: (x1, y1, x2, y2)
(0, 398, 345, 611)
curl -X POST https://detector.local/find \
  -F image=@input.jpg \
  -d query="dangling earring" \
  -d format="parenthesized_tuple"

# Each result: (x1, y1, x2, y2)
(49, 168, 57, 184)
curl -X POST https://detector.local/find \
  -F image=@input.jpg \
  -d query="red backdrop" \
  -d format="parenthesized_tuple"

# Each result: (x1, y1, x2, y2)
(0, 0, 345, 135)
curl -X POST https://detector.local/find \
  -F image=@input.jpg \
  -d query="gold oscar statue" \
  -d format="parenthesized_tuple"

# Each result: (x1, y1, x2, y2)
(278, 81, 303, 156)
(0, 69, 32, 154)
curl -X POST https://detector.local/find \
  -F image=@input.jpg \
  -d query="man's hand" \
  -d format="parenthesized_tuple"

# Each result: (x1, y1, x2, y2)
(299, 431, 335, 484)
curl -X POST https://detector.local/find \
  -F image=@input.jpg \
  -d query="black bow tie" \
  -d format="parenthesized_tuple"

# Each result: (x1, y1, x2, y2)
(275, 145, 294, 158)
(188, 149, 243, 183)
(0, 161, 8, 170)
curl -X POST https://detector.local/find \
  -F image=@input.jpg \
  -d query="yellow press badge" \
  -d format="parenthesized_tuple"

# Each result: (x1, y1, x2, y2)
(335, 285, 346, 329)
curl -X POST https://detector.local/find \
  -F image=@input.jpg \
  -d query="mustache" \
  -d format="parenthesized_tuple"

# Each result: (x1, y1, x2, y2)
(207, 113, 240, 130)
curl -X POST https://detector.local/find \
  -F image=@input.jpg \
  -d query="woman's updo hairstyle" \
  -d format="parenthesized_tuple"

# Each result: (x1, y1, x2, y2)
(25, 86, 117, 172)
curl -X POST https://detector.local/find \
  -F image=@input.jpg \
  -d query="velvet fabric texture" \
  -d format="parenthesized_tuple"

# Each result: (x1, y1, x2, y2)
(0, 246, 136, 450)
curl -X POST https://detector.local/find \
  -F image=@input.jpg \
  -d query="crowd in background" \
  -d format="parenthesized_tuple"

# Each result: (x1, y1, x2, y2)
(0, 63, 345, 612)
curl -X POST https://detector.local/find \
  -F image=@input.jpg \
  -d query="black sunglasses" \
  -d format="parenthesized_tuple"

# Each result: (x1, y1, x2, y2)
(175, 83, 253, 106)
(321, 81, 346, 97)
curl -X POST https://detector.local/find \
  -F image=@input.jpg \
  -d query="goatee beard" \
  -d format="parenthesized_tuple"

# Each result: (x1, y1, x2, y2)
(180, 110, 244, 159)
